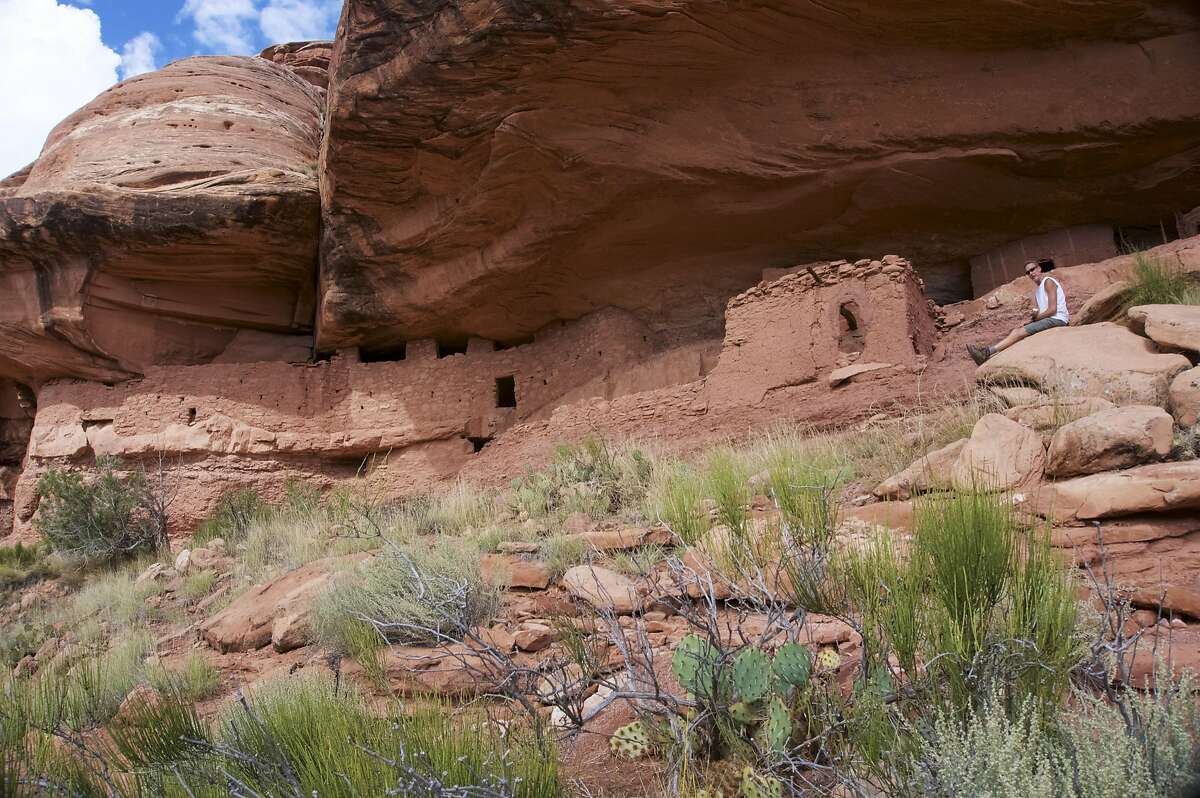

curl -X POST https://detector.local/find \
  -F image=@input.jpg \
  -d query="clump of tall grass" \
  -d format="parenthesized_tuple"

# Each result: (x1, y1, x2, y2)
(828, 490, 1082, 715)
(68, 557, 166, 635)
(312, 539, 499, 651)
(0, 542, 58, 592)
(647, 461, 709, 545)
(194, 488, 267, 545)
(1125, 252, 1200, 308)
(539, 534, 587, 579)
(147, 653, 222, 702)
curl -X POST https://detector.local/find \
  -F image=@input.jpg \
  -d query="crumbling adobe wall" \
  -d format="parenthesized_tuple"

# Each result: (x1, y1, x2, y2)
(8, 308, 667, 540)
(706, 257, 939, 408)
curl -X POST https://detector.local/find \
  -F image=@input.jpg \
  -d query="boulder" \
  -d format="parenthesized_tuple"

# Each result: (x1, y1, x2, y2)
(562, 566, 641, 614)
(582, 526, 672, 552)
(977, 323, 1191, 407)
(480, 553, 552, 590)
(951, 414, 1045, 491)
(874, 438, 967, 500)
(1169, 366, 1200, 426)
(1003, 396, 1115, 434)
(1045, 405, 1173, 477)
(1127, 304, 1200, 352)
(513, 621, 559, 652)
(988, 386, 1045, 408)
(1037, 461, 1200, 522)
(1071, 280, 1130, 325)
(200, 554, 368, 653)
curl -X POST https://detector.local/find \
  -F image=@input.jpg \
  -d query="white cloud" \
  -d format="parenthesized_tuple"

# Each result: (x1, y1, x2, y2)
(259, 0, 340, 44)
(0, 0, 120, 178)
(119, 31, 161, 79)
(178, 0, 260, 54)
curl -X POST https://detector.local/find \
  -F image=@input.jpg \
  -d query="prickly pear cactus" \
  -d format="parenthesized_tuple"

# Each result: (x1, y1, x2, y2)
(610, 720, 652, 760)
(758, 696, 791, 753)
(771, 642, 811, 688)
(815, 647, 841, 672)
(694, 789, 724, 798)
(727, 701, 760, 726)
(739, 767, 784, 798)
(674, 634, 720, 699)
(732, 647, 772, 703)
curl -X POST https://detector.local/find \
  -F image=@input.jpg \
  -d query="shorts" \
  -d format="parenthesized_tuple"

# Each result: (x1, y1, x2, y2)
(1024, 317, 1068, 335)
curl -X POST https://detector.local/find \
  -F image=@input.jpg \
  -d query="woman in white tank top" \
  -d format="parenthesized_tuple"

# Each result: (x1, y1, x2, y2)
(967, 260, 1068, 365)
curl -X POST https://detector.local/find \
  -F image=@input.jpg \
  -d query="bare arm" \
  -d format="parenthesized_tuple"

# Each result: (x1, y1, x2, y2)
(1033, 281, 1058, 321)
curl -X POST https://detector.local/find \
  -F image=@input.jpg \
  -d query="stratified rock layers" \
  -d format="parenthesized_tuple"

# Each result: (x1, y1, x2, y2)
(0, 56, 324, 386)
(319, 0, 1200, 350)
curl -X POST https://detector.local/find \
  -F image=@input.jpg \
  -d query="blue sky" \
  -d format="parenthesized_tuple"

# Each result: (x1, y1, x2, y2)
(0, 0, 341, 177)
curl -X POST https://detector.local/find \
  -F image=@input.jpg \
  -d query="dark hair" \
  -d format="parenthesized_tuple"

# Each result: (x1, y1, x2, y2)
(1036, 258, 1056, 271)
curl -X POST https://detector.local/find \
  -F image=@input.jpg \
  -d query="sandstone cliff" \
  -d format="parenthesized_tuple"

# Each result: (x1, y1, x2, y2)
(318, 0, 1200, 351)
(0, 56, 325, 387)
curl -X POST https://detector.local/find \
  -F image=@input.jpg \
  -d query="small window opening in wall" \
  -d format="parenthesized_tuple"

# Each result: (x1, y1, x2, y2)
(436, 339, 468, 358)
(495, 375, 517, 408)
(187, 408, 197, 425)
(359, 342, 406, 362)
(494, 335, 534, 351)
(468, 436, 493, 453)
(837, 302, 865, 354)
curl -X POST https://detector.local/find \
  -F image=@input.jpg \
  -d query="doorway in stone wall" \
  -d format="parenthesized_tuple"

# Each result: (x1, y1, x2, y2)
(837, 301, 865, 354)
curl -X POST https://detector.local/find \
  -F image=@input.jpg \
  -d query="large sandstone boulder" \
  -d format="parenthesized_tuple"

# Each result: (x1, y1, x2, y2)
(562, 565, 641, 614)
(874, 438, 966, 500)
(951, 414, 1045, 491)
(1045, 405, 1173, 478)
(1037, 461, 1200, 523)
(977, 323, 1191, 407)
(1170, 366, 1200, 426)
(1127, 304, 1200, 352)
(200, 554, 369, 653)
(319, 0, 1200, 351)
(1, 56, 322, 386)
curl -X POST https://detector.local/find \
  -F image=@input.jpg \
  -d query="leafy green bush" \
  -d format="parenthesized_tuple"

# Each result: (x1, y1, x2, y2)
(1126, 252, 1200, 308)
(312, 539, 500, 651)
(509, 436, 654, 521)
(35, 457, 167, 564)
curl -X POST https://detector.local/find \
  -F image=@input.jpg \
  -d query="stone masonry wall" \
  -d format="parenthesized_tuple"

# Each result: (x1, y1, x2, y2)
(706, 256, 939, 408)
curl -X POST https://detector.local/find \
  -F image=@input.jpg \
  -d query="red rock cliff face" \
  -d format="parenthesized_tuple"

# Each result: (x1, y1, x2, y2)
(318, 0, 1200, 351)
(0, 56, 324, 387)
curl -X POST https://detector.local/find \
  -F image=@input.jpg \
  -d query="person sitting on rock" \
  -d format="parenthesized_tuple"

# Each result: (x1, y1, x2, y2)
(967, 259, 1068, 365)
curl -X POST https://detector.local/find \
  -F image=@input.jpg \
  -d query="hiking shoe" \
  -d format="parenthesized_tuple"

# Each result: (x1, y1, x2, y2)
(967, 344, 990, 366)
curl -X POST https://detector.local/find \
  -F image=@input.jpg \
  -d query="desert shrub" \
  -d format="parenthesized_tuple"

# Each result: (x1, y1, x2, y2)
(1125, 251, 1200, 308)
(0, 617, 54, 670)
(35, 457, 168, 564)
(1172, 424, 1200, 461)
(509, 436, 654, 521)
(194, 488, 266, 544)
(607, 544, 671, 576)
(313, 539, 500, 651)
(917, 673, 1199, 798)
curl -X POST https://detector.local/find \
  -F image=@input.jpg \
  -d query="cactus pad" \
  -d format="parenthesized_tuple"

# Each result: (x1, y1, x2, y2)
(759, 696, 791, 753)
(815, 647, 841, 672)
(673, 634, 720, 700)
(610, 721, 652, 760)
(731, 647, 772, 702)
(771, 642, 811, 688)
(727, 700, 760, 725)
(739, 767, 784, 798)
